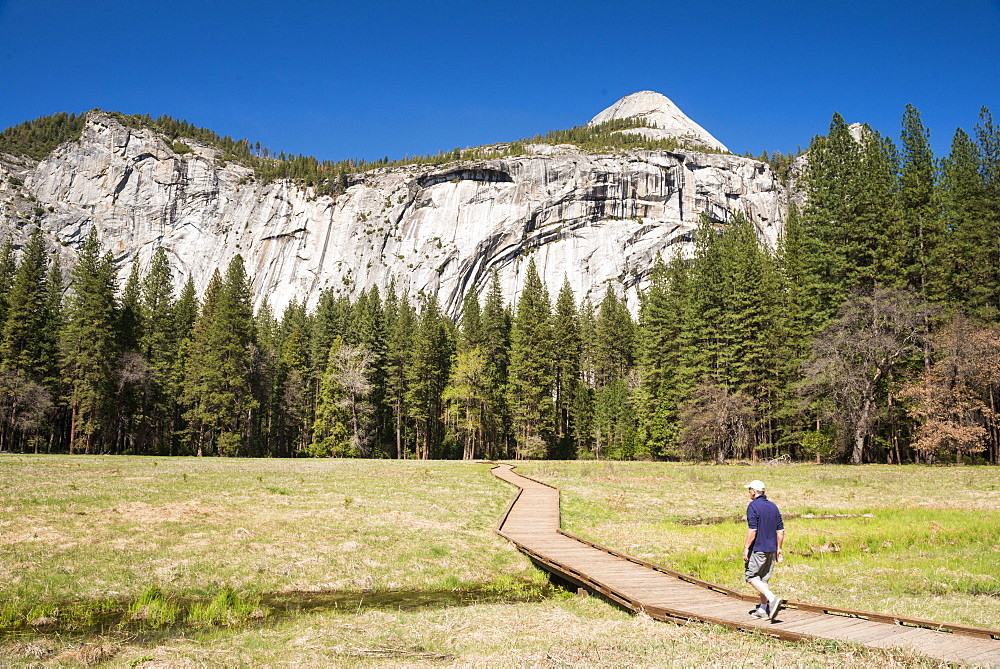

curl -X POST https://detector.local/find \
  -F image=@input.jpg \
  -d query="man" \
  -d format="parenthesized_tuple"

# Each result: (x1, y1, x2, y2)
(743, 479, 784, 620)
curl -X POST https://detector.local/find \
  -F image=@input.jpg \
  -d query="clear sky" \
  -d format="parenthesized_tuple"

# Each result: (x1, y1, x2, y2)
(1, 0, 998, 161)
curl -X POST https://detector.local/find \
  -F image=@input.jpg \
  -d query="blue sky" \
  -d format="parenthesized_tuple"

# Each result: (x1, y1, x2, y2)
(1, 0, 998, 161)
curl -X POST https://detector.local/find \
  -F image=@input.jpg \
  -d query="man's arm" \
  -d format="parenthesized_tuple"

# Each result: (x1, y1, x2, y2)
(776, 528, 785, 563)
(743, 528, 757, 562)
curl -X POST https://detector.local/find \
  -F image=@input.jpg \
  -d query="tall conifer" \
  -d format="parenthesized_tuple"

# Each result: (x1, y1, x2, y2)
(939, 128, 994, 318)
(551, 277, 581, 459)
(61, 229, 119, 454)
(1, 228, 50, 380)
(481, 271, 511, 458)
(507, 259, 554, 458)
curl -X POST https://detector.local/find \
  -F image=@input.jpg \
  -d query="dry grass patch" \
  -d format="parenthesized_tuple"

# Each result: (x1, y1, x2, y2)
(1, 455, 992, 666)
(86, 597, 941, 667)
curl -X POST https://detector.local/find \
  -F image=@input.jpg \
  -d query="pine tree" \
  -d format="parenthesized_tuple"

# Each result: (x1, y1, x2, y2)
(168, 273, 193, 328)
(61, 228, 119, 454)
(351, 288, 388, 454)
(898, 104, 943, 301)
(773, 203, 814, 455)
(801, 115, 901, 330)
(444, 286, 491, 460)
(253, 296, 280, 456)
(0, 227, 50, 381)
(977, 107, 1000, 207)
(939, 128, 994, 319)
(111, 257, 148, 454)
(591, 285, 637, 460)
(649, 214, 784, 461)
(637, 253, 690, 458)
(459, 289, 484, 353)
(275, 299, 313, 456)
(443, 346, 489, 460)
(481, 271, 511, 458)
(405, 294, 453, 459)
(170, 276, 198, 454)
(975, 107, 1000, 316)
(686, 217, 730, 387)
(507, 259, 554, 458)
(138, 248, 177, 453)
(181, 256, 258, 456)
(181, 270, 222, 456)
(118, 258, 143, 353)
(0, 238, 16, 336)
(0, 229, 55, 452)
(219, 255, 258, 453)
(725, 214, 785, 455)
(385, 285, 415, 458)
(551, 277, 581, 459)
(40, 256, 64, 394)
(309, 337, 351, 456)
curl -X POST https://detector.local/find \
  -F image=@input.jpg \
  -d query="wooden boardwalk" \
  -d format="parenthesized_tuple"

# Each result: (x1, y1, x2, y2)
(492, 464, 1000, 666)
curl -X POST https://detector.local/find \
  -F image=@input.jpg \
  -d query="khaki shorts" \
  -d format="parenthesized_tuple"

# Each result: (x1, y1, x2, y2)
(744, 551, 776, 582)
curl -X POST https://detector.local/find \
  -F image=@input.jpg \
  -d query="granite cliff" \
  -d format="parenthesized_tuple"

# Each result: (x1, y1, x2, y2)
(0, 92, 787, 316)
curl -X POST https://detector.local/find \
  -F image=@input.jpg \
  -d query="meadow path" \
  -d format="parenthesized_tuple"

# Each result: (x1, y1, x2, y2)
(492, 464, 1000, 666)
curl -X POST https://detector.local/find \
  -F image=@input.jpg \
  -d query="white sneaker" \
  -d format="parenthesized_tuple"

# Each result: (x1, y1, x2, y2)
(768, 596, 784, 620)
(750, 607, 767, 619)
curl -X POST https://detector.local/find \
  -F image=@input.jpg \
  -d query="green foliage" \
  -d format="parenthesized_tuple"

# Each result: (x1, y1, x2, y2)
(127, 585, 181, 627)
(186, 586, 264, 626)
(521, 118, 727, 155)
(508, 259, 555, 457)
(552, 278, 581, 460)
(405, 295, 453, 459)
(748, 147, 804, 183)
(0, 111, 87, 159)
(0, 227, 52, 380)
(181, 257, 258, 456)
(60, 228, 119, 454)
(799, 429, 836, 462)
(800, 113, 901, 331)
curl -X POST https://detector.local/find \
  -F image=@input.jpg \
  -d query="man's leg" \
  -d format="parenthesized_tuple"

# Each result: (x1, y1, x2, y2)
(747, 576, 775, 605)
(745, 553, 783, 619)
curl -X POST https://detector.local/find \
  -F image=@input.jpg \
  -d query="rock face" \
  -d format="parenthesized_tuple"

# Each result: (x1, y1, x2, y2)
(0, 94, 786, 317)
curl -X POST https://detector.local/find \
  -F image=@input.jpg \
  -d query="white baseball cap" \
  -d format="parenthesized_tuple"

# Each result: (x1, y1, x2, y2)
(744, 480, 766, 492)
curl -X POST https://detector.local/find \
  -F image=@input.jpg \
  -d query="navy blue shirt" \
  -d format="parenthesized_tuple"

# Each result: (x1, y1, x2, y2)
(746, 494, 784, 553)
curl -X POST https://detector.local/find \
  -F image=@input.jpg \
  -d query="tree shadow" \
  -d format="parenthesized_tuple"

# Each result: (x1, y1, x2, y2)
(0, 581, 561, 645)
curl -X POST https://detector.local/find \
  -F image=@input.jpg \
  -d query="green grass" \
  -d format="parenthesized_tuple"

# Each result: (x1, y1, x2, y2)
(1, 455, 993, 666)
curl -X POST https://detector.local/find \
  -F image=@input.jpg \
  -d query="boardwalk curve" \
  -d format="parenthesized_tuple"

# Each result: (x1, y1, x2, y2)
(492, 464, 1000, 666)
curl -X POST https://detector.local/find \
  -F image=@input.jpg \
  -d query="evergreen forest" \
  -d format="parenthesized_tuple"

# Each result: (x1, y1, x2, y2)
(1, 105, 999, 465)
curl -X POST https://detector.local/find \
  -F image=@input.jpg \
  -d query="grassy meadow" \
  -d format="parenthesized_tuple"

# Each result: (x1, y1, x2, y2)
(0, 455, 996, 666)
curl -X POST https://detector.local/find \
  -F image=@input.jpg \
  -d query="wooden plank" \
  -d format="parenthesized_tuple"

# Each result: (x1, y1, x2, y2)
(864, 626, 955, 653)
(779, 614, 879, 637)
(901, 635, 1000, 661)
(681, 600, 750, 617)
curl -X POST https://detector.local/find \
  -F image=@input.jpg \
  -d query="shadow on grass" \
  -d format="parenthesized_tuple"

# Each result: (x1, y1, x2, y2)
(0, 580, 562, 645)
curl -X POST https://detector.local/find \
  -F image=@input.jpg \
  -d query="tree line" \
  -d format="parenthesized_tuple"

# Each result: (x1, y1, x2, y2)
(0, 112, 87, 161)
(2, 111, 723, 201)
(0, 104, 998, 464)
